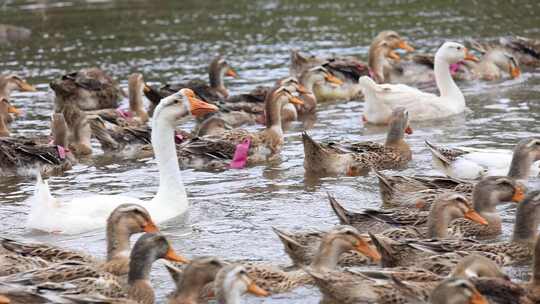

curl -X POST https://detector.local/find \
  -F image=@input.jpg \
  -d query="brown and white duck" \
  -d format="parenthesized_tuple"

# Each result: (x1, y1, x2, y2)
(302, 107, 412, 176)
(0, 113, 75, 176)
(0, 74, 36, 98)
(0, 97, 20, 136)
(178, 86, 303, 169)
(52, 67, 125, 111)
(143, 56, 238, 115)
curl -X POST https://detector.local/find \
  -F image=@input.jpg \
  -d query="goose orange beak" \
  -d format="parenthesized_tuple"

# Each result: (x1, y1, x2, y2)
(510, 66, 521, 79)
(324, 73, 343, 85)
(512, 186, 525, 202)
(398, 40, 415, 52)
(182, 89, 218, 117)
(142, 220, 159, 233)
(355, 239, 381, 262)
(0, 295, 10, 304)
(464, 48, 479, 62)
(469, 288, 488, 304)
(226, 68, 239, 78)
(247, 281, 269, 297)
(164, 247, 189, 264)
(464, 210, 489, 226)
(388, 50, 401, 61)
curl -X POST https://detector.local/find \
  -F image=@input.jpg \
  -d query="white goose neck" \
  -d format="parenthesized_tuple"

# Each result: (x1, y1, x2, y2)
(434, 55, 464, 102)
(151, 118, 186, 203)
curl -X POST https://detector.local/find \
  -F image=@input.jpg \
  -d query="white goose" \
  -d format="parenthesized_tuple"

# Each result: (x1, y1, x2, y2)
(26, 89, 218, 234)
(360, 41, 479, 124)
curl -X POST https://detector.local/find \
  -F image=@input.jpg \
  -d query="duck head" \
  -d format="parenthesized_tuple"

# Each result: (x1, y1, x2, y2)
(430, 278, 488, 304)
(0, 74, 36, 95)
(215, 264, 269, 303)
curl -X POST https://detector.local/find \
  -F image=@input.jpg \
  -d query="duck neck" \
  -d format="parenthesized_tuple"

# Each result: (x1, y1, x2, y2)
(426, 204, 455, 238)
(300, 74, 317, 94)
(434, 56, 464, 101)
(128, 253, 155, 284)
(151, 118, 186, 204)
(265, 96, 283, 136)
(210, 67, 227, 96)
(311, 239, 347, 271)
(507, 151, 534, 180)
(217, 288, 242, 304)
(533, 237, 540, 286)
(128, 83, 147, 120)
(105, 221, 132, 262)
(511, 205, 540, 244)
(0, 115, 9, 136)
(368, 46, 387, 83)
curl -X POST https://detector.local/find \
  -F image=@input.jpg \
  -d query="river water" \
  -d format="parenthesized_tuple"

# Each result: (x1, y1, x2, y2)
(1, 0, 540, 302)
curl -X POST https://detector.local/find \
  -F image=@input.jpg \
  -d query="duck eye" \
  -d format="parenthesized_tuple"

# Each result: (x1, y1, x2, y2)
(456, 46, 461, 50)
(239, 270, 247, 275)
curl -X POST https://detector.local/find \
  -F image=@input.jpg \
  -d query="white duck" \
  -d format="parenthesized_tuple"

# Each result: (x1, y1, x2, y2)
(426, 138, 540, 180)
(360, 41, 479, 124)
(26, 89, 218, 234)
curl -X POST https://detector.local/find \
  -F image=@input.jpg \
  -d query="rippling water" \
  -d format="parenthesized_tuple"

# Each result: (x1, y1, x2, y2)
(1, 0, 540, 302)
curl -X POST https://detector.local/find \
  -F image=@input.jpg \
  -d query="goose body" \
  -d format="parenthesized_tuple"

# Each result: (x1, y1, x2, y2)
(361, 42, 479, 124)
(26, 90, 217, 234)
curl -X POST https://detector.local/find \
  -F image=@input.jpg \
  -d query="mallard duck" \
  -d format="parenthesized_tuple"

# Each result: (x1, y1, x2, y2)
(144, 56, 238, 114)
(448, 177, 525, 238)
(372, 190, 540, 269)
(1, 233, 187, 303)
(298, 66, 344, 104)
(164, 257, 226, 303)
(451, 255, 510, 280)
(27, 89, 218, 234)
(426, 138, 540, 180)
(0, 113, 75, 176)
(430, 278, 489, 304)
(87, 73, 149, 126)
(302, 107, 412, 176)
(289, 49, 326, 78)
(367, 30, 416, 84)
(0, 74, 36, 98)
(0, 97, 20, 136)
(330, 192, 488, 239)
(494, 36, 540, 68)
(360, 42, 479, 124)
(214, 265, 269, 304)
(178, 86, 303, 170)
(52, 68, 125, 111)
(2, 203, 159, 278)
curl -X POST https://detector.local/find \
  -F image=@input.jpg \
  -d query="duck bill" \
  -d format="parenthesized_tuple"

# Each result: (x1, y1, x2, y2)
(463, 48, 479, 62)
(464, 210, 489, 226)
(189, 97, 219, 117)
(388, 50, 401, 61)
(143, 84, 152, 93)
(398, 40, 415, 52)
(0, 295, 9, 304)
(324, 73, 343, 85)
(20, 81, 37, 92)
(405, 125, 413, 135)
(225, 68, 239, 78)
(289, 95, 304, 105)
(296, 84, 309, 95)
(247, 281, 269, 297)
(7, 105, 21, 116)
(469, 289, 488, 304)
(510, 66, 521, 79)
(512, 186, 525, 202)
(164, 248, 189, 264)
(355, 240, 381, 262)
(142, 220, 159, 233)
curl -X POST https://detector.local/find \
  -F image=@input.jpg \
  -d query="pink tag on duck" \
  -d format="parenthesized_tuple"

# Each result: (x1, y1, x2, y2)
(230, 138, 251, 169)
(116, 108, 133, 119)
(449, 62, 463, 76)
(174, 132, 184, 144)
(57, 145, 68, 159)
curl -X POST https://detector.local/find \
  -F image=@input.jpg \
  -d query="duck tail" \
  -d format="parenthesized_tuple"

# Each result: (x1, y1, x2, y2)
(272, 227, 303, 250)
(425, 140, 451, 169)
(302, 132, 329, 171)
(34, 172, 54, 204)
(327, 192, 352, 225)
(368, 232, 396, 267)
(372, 170, 395, 204)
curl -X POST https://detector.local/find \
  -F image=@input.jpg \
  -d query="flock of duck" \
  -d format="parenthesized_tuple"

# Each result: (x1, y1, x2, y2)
(1, 31, 540, 303)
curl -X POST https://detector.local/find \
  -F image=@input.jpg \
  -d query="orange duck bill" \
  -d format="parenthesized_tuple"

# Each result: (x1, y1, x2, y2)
(463, 48, 479, 62)
(398, 40, 415, 52)
(355, 239, 381, 262)
(164, 247, 189, 264)
(464, 209, 489, 226)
